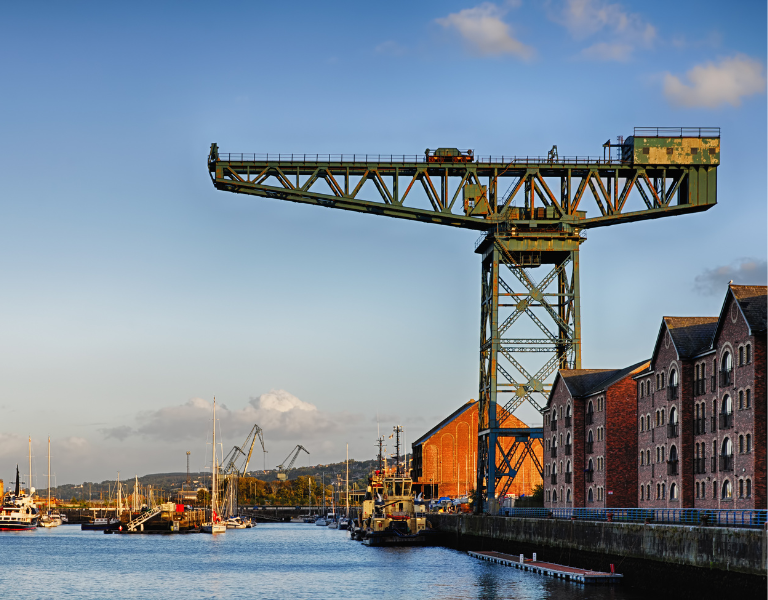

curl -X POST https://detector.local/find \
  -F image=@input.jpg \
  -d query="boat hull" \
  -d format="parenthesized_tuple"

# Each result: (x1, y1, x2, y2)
(0, 522, 37, 531)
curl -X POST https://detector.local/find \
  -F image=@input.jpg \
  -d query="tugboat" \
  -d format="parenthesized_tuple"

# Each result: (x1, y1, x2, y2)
(1, 466, 39, 531)
(355, 427, 433, 546)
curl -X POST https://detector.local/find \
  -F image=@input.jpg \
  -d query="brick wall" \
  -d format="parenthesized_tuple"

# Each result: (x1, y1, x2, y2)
(412, 402, 542, 499)
(605, 373, 638, 508)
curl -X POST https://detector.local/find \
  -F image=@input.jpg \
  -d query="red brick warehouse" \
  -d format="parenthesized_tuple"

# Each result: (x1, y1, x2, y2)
(411, 400, 542, 499)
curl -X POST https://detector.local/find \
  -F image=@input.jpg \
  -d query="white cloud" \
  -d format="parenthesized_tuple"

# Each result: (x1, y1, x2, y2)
(693, 258, 768, 296)
(664, 55, 766, 108)
(436, 3, 534, 59)
(109, 390, 362, 446)
(551, 0, 654, 60)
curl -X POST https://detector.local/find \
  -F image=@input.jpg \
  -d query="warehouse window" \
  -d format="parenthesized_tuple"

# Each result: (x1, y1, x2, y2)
(746, 389, 751, 409)
(722, 480, 732, 500)
(747, 479, 752, 498)
(746, 344, 752, 363)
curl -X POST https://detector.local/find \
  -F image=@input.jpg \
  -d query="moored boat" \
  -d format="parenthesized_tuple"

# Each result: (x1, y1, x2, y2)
(1, 466, 39, 531)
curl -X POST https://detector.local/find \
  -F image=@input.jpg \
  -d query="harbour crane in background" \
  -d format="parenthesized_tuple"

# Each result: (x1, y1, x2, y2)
(208, 128, 720, 512)
(276, 445, 309, 481)
(221, 424, 266, 517)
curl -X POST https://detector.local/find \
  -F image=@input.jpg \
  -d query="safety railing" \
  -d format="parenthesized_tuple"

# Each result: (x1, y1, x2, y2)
(499, 507, 766, 528)
(634, 127, 721, 138)
(214, 153, 618, 165)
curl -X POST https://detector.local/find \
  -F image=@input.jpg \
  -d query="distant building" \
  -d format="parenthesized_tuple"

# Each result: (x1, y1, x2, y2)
(411, 400, 542, 500)
(544, 361, 649, 508)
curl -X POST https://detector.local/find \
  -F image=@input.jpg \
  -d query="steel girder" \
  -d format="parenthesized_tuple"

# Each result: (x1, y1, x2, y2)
(208, 145, 717, 232)
(475, 232, 581, 512)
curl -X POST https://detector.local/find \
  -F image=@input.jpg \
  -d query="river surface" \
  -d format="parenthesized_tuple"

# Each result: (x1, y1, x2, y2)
(1, 522, 646, 599)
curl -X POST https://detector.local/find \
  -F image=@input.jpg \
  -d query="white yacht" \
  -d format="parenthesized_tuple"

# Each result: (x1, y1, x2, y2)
(1, 466, 39, 531)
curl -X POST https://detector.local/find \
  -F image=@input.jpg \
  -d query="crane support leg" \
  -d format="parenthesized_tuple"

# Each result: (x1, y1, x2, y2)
(475, 230, 582, 513)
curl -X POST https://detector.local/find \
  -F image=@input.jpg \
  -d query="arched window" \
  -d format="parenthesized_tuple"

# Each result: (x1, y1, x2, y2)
(670, 482, 677, 500)
(739, 479, 744, 498)
(588, 488, 593, 503)
(746, 344, 752, 363)
(552, 435, 557, 448)
(746, 389, 751, 408)
(739, 435, 744, 453)
(661, 483, 666, 499)
(559, 406, 563, 419)
(661, 409, 665, 425)
(669, 445, 678, 462)
(640, 485, 644, 500)
(661, 372, 665, 388)
(722, 437, 733, 457)
(655, 410, 660, 426)
(588, 430, 594, 443)
(701, 481, 706, 498)
(747, 434, 752, 452)
(722, 394, 732, 416)
(566, 488, 571, 503)
(723, 351, 732, 372)
(640, 381, 645, 397)
(656, 483, 660, 499)
(552, 461, 557, 474)
(722, 480, 732, 499)
(747, 479, 752, 498)
(640, 418, 644, 432)
(646, 449, 650, 464)
(739, 346, 744, 366)
(646, 484, 651, 499)
(552, 490, 557, 502)
(566, 432, 571, 446)
(588, 458, 594, 472)
(670, 406, 677, 424)
(566, 460, 571, 473)
(669, 369, 677, 387)
(739, 390, 744, 409)
(695, 443, 700, 459)
(566, 404, 571, 418)
(696, 481, 700, 498)
(587, 400, 594, 417)
(640, 451, 644, 465)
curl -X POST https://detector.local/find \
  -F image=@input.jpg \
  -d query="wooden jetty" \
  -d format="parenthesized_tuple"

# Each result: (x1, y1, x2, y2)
(468, 550, 622, 584)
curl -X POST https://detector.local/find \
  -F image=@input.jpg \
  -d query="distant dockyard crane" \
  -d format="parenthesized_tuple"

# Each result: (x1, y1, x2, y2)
(221, 424, 266, 517)
(208, 128, 720, 512)
(276, 445, 310, 481)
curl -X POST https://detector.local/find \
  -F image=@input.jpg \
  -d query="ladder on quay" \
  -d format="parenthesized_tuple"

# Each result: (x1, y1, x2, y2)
(126, 506, 162, 531)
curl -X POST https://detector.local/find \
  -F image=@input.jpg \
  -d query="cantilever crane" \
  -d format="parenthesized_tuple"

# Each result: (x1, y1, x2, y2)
(276, 445, 310, 481)
(208, 127, 720, 512)
(221, 424, 266, 517)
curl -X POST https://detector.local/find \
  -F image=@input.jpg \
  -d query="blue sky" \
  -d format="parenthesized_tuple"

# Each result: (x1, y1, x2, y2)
(0, 0, 765, 485)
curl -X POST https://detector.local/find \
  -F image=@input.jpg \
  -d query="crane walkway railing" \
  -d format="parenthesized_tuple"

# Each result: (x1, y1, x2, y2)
(496, 507, 767, 528)
(215, 153, 619, 166)
(126, 506, 163, 531)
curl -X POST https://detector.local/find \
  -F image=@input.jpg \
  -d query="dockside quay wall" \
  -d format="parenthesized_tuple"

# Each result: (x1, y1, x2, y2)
(431, 514, 767, 585)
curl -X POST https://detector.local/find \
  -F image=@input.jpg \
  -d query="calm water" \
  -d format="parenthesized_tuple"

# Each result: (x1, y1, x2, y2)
(1, 523, 644, 600)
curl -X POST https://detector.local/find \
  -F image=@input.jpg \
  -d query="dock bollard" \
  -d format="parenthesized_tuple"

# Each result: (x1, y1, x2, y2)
(519, 554, 524, 563)
(533, 553, 537, 562)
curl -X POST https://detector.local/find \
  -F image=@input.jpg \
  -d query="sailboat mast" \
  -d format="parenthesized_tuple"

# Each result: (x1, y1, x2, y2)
(212, 399, 217, 520)
(28, 436, 32, 496)
(47, 437, 51, 513)
(346, 443, 349, 517)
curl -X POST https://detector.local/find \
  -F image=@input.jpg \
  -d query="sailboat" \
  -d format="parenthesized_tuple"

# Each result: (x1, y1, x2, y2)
(202, 399, 227, 534)
(39, 438, 61, 528)
(339, 444, 350, 530)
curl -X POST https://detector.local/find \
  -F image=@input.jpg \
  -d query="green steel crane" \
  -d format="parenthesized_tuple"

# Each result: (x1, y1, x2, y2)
(207, 127, 720, 512)
(276, 445, 310, 481)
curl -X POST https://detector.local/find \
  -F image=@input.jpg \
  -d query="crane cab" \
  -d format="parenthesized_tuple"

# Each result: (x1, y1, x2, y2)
(425, 148, 474, 163)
